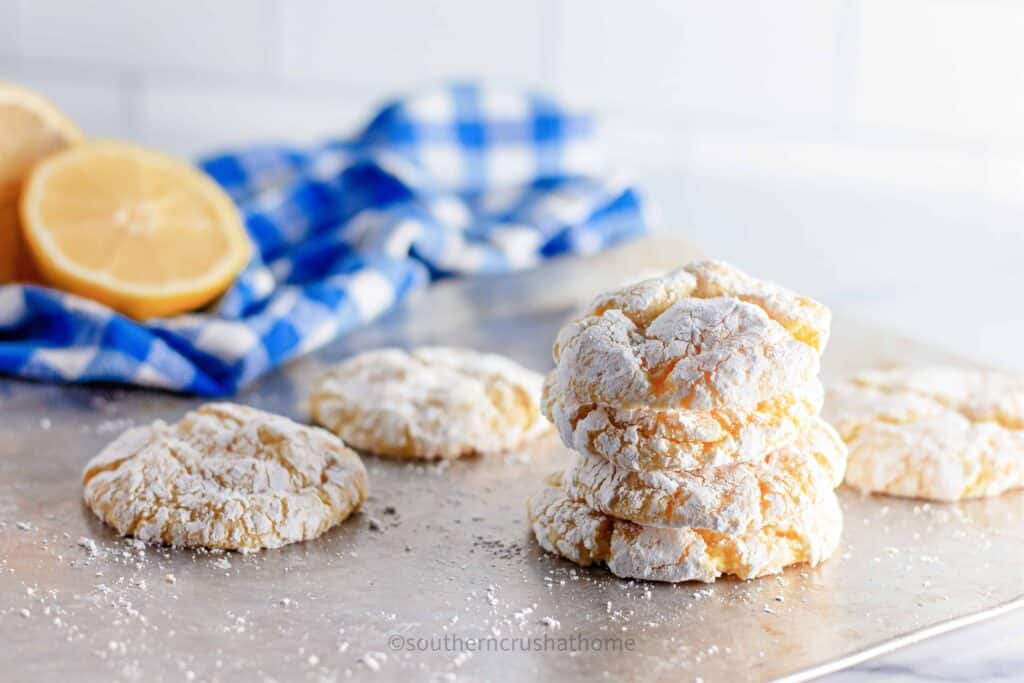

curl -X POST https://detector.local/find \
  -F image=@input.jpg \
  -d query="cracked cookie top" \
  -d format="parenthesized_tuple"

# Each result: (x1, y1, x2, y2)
(82, 402, 368, 551)
(550, 260, 829, 411)
(826, 366, 1024, 500)
(309, 347, 548, 460)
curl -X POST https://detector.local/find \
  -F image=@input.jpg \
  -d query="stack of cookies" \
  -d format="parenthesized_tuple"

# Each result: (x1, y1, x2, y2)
(528, 260, 848, 583)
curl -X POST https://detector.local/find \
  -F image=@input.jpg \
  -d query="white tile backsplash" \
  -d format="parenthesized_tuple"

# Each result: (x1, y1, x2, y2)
(2, 0, 1024, 235)
(0, 64, 126, 138)
(644, 170, 1020, 298)
(552, 0, 843, 122)
(278, 0, 545, 88)
(16, 0, 277, 75)
(0, 2, 21, 58)
(599, 112, 691, 175)
(984, 154, 1024, 207)
(687, 129, 989, 195)
(854, 0, 1024, 144)
(135, 83, 377, 159)
(4, 0, 1024, 362)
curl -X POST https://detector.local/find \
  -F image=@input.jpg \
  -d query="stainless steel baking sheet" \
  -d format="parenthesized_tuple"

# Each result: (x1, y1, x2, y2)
(2, 240, 1021, 682)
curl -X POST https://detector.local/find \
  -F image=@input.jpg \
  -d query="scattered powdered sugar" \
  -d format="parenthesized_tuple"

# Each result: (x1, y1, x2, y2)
(0, 465, 999, 681)
(77, 537, 99, 558)
(361, 651, 387, 671)
(540, 616, 560, 629)
(1, 355, 1012, 682)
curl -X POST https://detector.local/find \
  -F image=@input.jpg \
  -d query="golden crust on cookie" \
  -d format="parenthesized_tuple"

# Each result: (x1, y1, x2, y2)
(309, 347, 548, 460)
(82, 403, 367, 551)
(543, 372, 824, 472)
(561, 417, 846, 534)
(528, 479, 842, 583)
(550, 261, 829, 411)
(826, 367, 1024, 501)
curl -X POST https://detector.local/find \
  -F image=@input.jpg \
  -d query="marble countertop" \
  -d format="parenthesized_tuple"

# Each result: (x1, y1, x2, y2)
(826, 608, 1024, 682)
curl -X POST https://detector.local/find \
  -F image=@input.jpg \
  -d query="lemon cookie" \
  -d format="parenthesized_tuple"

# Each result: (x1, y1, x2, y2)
(528, 478, 842, 583)
(82, 403, 367, 551)
(550, 260, 829, 411)
(309, 347, 548, 459)
(826, 367, 1024, 501)
(830, 366, 1024, 434)
(562, 417, 846, 534)
(543, 372, 824, 472)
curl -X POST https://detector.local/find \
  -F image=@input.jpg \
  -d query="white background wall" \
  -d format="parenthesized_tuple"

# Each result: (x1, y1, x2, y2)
(3, 0, 1024, 368)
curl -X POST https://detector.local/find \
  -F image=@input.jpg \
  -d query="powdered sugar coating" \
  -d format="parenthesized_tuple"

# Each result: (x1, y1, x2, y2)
(543, 372, 824, 472)
(528, 480, 842, 583)
(562, 418, 846, 534)
(309, 347, 548, 460)
(82, 403, 368, 551)
(550, 261, 828, 411)
(826, 367, 1024, 501)
(679, 259, 831, 352)
(833, 366, 1024, 432)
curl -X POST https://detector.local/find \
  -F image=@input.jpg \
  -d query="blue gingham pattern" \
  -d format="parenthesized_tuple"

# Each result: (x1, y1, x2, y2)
(0, 84, 647, 396)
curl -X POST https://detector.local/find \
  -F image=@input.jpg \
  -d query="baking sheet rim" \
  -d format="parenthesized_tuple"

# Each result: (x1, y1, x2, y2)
(778, 595, 1024, 682)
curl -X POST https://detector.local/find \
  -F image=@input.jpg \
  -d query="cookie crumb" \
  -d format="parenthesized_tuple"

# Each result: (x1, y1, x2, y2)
(77, 536, 98, 557)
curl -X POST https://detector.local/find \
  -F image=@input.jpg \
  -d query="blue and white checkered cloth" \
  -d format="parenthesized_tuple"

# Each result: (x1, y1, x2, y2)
(0, 84, 647, 396)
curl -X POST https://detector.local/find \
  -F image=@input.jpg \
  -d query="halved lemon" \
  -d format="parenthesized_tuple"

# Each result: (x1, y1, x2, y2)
(20, 141, 251, 319)
(0, 82, 83, 283)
